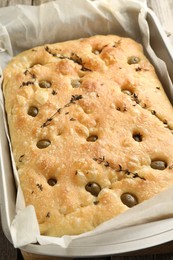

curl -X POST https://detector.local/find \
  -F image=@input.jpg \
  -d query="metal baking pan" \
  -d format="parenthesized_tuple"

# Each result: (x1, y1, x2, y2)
(0, 2, 173, 257)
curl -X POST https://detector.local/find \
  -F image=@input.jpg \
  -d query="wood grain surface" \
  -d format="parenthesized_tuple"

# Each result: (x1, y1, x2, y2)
(0, 0, 173, 259)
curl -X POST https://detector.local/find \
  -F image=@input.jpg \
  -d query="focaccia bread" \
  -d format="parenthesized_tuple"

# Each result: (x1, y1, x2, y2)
(3, 35, 173, 237)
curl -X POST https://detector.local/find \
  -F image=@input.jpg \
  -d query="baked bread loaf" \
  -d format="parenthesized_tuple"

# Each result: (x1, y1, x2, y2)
(3, 35, 173, 237)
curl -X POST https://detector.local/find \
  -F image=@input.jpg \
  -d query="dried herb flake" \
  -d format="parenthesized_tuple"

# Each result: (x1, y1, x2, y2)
(46, 212, 50, 218)
(36, 184, 43, 191)
(19, 154, 25, 162)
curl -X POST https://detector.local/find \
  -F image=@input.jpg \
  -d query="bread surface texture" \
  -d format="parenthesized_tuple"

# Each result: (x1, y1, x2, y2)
(3, 35, 173, 237)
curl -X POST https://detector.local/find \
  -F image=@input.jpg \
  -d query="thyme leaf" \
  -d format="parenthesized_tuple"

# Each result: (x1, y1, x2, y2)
(19, 154, 25, 162)
(46, 212, 50, 218)
(70, 94, 83, 103)
(132, 93, 140, 104)
(36, 183, 43, 191)
(20, 81, 35, 88)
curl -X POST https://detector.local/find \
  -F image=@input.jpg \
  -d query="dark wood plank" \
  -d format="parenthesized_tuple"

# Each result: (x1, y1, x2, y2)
(0, 0, 32, 6)
(32, 0, 55, 5)
(0, 0, 55, 7)
(112, 256, 173, 260)
(0, 218, 17, 259)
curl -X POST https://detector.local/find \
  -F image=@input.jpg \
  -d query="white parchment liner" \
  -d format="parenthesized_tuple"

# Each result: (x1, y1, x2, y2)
(0, 0, 173, 249)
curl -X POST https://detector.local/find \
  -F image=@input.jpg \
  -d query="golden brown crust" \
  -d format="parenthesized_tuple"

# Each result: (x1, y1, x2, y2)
(3, 35, 173, 236)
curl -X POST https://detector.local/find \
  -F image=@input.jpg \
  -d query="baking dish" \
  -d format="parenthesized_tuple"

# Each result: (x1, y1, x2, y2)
(0, 0, 173, 257)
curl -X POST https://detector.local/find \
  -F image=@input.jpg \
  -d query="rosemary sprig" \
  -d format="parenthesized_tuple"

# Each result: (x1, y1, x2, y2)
(41, 94, 83, 128)
(93, 157, 145, 180)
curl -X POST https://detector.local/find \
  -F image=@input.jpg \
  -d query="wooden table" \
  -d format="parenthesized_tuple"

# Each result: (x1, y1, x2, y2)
(0, 0, 173, 259)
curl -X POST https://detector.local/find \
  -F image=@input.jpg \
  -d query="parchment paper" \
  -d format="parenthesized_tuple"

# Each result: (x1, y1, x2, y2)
(1, 0, 173, 249)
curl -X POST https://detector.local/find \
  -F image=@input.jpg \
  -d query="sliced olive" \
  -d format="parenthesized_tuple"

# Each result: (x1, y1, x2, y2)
(87, 135, 98, 142)
(150, 160, 167, 170)
(71, 79, 80, 88)
(36, 139, 51, 149)
(39, 80, 51, 88)
(27, 106, 38, 117)
(128, 56, 140, 65)
(133, 133, 142, 142)
(121, 193, 138, 208)
(122, 89, 132, 96)
(30, 63, 42, 68)
(93, 50, 100, 55)
(85, 182, 101, 196)
(48, 178, 57, 186)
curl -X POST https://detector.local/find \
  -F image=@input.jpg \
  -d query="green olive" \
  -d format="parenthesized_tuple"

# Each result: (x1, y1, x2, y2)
(48, 178, 57, 186)
(36, 139, 51, 149)
(122, 89, 132, 96)
(71, 79, 80, 88)
(121, 193, 138, 208)
(133, 133, 142, 142)
(87, 135, 98, 142)
(85, 182, 101, 196)
(27, 106, 38, 117)
(128, 56, 140, 65)
(150, 160, 167, 170)
(39, 80, 51, 88)
(93, 50, 100, 55)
